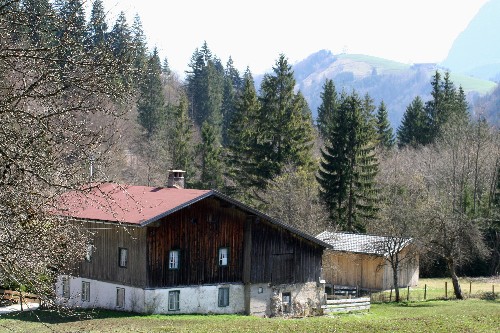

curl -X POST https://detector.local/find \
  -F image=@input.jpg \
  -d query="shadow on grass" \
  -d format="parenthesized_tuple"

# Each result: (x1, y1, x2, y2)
(0, 308, 141, 324)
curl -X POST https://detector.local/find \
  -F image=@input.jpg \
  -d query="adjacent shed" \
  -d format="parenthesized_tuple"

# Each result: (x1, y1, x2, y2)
(317, 231, 419, 291)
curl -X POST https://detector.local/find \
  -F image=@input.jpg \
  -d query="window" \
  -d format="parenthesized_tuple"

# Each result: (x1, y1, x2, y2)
(85, 244, 93, 262)
(119, 248, 128, 268)
(169, 250, 180, 270)
(116, 288, 125, 308)
(62, 276, 70, 298)
(218, 247, 229, 266)
(81, 281, 90, 302)
(218, 287, 229, 307)
(168, 290, 180, 311)
(282, 292, 291, 312)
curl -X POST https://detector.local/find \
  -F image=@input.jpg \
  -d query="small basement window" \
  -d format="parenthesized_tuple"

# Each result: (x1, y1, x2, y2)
(116, 288, 125, 308)
(218, 287, 229, 307)
(169, 250, 180, 270)
(168, 290, 180, 311)
(282, 292, 291, 305)
(118, 248, 128, 268)
(62, 276, 70, 298)
(81, 281, 90, 302)
(218, 247, 229, 266)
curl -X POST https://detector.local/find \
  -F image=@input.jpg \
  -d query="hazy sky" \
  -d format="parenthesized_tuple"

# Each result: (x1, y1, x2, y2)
(99, 0, 490, 76)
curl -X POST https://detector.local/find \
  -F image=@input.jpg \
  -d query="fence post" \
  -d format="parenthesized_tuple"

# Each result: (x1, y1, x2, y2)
(424, 284, 427, 300)
(407, 286, 410, 301)
(493, 285, 495, 296)
(389, 287, 393, 302)
(469, 281, 472, 297)
(445, 282, 448, 299)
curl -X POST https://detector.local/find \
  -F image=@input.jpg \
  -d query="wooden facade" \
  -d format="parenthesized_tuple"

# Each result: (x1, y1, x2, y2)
(322, 248, 419, 291)
(75, 195, 326, 289)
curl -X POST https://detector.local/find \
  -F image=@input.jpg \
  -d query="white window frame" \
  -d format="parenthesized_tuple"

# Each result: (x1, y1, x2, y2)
(218, 247, 229, 266)
(218, 287, 229, 307)
(168, 290, 180, 311)
(81, 281, 90, 302)
(169, 250, 180, 270)
(116, 288, 125, 308)
(62, 276, 70, 298)
(119, 247, 128, 268)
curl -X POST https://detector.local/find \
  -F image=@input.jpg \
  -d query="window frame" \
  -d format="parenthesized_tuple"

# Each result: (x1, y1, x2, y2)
(85, 243, 94, 262)
(168, 290, 180, 311)
(81, 281, 90, 302)
(62, 276, 70, 299)
(118, 247, 128, 268)
(116, 287, 125, 308)
(218, 247, 229, 267)
(218, 287, 230, 307)
(168, 250, 180, 270)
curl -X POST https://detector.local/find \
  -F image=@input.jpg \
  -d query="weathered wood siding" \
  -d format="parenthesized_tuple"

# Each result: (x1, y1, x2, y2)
(250, 221, 323, 284)
(77, 221, 148, 287)
(322, 248, 419, 290)
(147, 198, 246, 287)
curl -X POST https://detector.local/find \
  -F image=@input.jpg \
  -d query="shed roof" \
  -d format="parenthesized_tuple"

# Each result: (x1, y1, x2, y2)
(54, 183, 331, 249)
(316, 231, 412, 256)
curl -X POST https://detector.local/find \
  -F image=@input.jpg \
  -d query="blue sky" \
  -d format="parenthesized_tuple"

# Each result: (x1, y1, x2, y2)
(99, 0, 490, 77)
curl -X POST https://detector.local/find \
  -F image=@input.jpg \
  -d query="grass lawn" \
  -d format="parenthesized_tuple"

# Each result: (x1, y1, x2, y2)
(0, 299, 498, 333)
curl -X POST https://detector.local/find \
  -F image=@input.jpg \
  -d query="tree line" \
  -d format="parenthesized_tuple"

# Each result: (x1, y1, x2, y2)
(1, 0, 498, 305)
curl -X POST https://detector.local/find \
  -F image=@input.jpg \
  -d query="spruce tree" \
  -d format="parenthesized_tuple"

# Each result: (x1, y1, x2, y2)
(168, 95, 194, 185)
(375, 101, 395, 149)
(137, 48, 165, 137)
(397, 96, 427, 147)
(198, 121, 224, 190)
(131, 14, 148, 81)
(254, 54, 314, 187)
(227, 68, 261, 196)
(221, 57, 242, 146)
(316, 79, 338, 139)
(87, 0, 107, 47)
(317, 92, 378, 232)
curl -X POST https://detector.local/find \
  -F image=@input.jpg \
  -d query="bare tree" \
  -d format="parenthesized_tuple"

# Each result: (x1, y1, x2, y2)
(370, 148, 426, 301)
(259, 165, 331, 235)
(0, 1, 131, 305)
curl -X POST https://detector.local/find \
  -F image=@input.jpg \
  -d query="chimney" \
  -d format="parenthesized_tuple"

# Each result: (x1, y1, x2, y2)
(167, 170, 185, 189)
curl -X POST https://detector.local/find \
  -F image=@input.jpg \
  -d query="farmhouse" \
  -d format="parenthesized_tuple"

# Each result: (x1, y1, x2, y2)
(317, 231, 419, 291)
(53, 171, 330, 316)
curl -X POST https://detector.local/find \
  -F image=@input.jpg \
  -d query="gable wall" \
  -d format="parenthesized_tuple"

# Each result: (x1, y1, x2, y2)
(147, 198, 246, 287)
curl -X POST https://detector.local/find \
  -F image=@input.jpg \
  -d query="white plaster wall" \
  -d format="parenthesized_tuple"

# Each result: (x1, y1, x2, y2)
(145, 284, 245, 314)
(55, 276, 145, 312)
(248, 284, 273, 317)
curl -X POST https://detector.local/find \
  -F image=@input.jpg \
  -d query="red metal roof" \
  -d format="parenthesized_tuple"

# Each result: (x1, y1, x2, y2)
(55, 183, 211, 225)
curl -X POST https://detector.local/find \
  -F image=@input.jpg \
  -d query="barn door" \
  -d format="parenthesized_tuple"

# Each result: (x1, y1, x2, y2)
(271, 253, 294, 284)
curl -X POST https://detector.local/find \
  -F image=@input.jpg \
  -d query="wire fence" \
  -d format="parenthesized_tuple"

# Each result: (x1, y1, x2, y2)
(368, 279, 499, 302)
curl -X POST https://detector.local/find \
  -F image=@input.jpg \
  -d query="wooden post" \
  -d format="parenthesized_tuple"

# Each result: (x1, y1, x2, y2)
(389, 287, 393, 302)
(445, 282, 448, 299)
(407, 286, 410, 301)
(469, 281, 472, 297)
(424, 284, 427, 300)
(493, 285, 495, 296)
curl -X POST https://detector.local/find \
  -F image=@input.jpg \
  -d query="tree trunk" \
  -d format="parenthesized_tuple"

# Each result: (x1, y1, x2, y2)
(447, 260, 463, 299)
(393, 263, 400, 302)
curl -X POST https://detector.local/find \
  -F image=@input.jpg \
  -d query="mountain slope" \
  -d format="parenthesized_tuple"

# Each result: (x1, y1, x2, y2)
(441, 0, 500, 81)
(292, 50, 496, 127)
